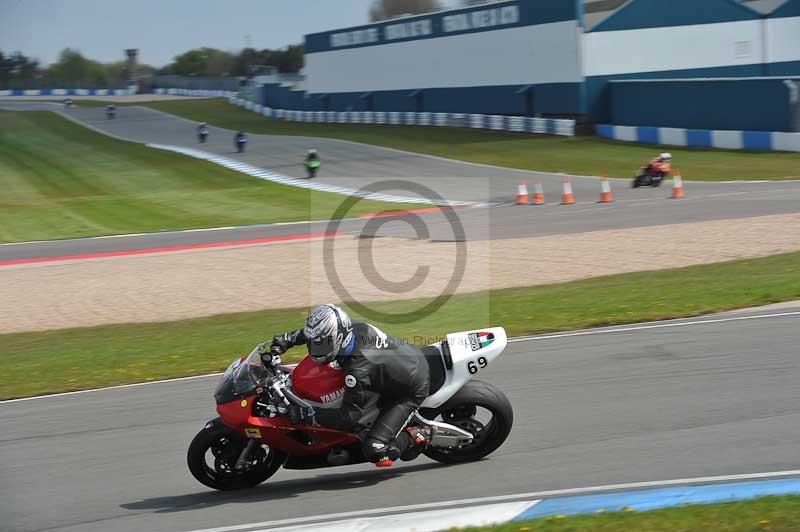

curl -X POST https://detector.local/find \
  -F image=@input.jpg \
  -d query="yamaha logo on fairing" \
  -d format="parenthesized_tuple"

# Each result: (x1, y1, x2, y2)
(320, 387, 345, 403)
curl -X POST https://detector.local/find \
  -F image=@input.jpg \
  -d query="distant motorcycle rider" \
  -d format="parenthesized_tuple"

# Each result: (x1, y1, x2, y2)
(633, 152, 672, 188)
(197, 123, 209, 143)
(646, 152, 672, 177)
(106, 104, 116, 119)
(269, 304, 431, 467)
(305, 149, 320, 178)
(235, 131, 247, 153)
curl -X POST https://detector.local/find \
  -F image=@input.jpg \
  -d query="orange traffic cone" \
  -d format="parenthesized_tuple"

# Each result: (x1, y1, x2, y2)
(671, 171, 684, 199)
(516, 181, 529, 205)
(561, 176, 575, 205)
(599, 175, 613, 203)
(531, 180, 545, 205)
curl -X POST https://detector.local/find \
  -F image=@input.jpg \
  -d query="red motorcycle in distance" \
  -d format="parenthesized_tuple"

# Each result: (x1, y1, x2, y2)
(633, 156, 672, 188)
(187, 328, 513, 491)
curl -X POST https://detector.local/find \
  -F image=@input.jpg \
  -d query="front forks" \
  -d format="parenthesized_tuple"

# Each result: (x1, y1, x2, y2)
(234, 439, 259, 471)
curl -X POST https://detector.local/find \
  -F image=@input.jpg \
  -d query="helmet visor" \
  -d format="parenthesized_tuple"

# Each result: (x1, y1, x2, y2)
(307, 335, 336, 361)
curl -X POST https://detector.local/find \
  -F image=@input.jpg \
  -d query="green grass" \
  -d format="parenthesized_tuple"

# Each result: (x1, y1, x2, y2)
(465, 496, 800, 532)
(138, 99, 800, 181)
(0, 110, 416, 243)
(2, 251, 799, 399)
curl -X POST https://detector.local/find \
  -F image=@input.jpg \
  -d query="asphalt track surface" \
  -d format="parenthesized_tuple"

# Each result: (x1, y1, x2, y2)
(2, 307, 798, 532)
(2, 102, 800, 259)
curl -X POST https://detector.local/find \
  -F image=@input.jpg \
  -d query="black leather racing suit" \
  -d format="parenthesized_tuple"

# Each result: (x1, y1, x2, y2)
(279, 322, 430, 461)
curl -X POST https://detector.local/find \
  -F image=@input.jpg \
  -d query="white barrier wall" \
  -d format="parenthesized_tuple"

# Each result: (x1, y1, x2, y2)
(304, 0, 581, 95)
(766, 16, 800, 64)
(307, 21, 582, 93)
(583, 20, 765, 77)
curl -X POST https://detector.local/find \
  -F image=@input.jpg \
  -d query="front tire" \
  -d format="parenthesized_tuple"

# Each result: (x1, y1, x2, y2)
(187, 425, 285, 491)
(423, 380, 513, 464)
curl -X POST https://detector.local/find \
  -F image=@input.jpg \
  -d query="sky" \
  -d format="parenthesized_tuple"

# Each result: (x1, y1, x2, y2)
(0, 0, 462, 67)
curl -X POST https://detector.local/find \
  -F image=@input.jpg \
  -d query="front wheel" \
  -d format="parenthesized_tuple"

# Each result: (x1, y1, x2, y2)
(187, 424, 285, 491)
(422, 380, 513, 464)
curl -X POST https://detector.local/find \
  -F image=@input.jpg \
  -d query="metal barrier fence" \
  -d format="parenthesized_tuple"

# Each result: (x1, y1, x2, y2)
(0, 88, 136, 96)
(596, 123, 800, 153)
(152, 88, 237, 97)
(227, 96, 576, 137)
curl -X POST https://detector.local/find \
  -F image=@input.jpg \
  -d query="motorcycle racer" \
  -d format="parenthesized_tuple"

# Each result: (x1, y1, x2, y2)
(646, 152, 672, 177)
(235, 131, 248, 153)
(305, 149, 320, 179)
(197, 123, 209, 143)
(269, 304, 431, 466)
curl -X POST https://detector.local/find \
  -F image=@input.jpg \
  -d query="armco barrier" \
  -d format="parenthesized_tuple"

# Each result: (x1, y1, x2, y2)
(0, 88, 137, 96)
(152, 88, 236, 97)
(0, 88, 235, 98)
(227, 96, 576, 137)
(597, 124, 800, 153)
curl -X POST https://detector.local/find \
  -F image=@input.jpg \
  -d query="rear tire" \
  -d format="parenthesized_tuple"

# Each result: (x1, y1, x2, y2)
(187, 425, 285, 491)
(423, 380, 513, 464)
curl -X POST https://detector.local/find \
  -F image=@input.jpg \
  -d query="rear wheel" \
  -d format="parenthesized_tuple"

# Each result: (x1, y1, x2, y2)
(422, 380, 513, 464)
(187, 425, 285, 491)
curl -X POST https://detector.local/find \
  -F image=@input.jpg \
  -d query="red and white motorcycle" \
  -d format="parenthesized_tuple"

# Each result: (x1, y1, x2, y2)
(188, 328, 513, 490)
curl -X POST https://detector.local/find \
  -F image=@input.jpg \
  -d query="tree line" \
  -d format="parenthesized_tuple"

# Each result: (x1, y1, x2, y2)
(2, 1, 489, 88)
(0, 49, 151, 90)
(0, 45, 304, 89)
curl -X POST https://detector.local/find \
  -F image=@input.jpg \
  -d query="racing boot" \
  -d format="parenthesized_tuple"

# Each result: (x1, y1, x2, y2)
(368, 439, 400, 468)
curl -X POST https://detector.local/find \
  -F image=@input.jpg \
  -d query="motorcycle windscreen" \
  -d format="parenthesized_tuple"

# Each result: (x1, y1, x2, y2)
(214, 347, 269, 404)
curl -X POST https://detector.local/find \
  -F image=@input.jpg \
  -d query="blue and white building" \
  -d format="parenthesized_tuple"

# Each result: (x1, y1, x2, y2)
(251, 0, 800, 146)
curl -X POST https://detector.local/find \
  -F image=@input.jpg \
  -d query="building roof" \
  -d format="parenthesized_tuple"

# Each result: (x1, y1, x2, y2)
(741, 0, 790, 14)
(583, 0, 628, 29)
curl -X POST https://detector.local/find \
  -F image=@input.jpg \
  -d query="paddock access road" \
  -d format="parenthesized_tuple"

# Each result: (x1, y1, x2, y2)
(2, 307, 798, 532)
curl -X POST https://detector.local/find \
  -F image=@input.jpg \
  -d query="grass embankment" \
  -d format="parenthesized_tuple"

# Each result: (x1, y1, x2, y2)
(2, 252, 799, 399)
(466, 496, 800, 532)
(0, 110, 415, 243)
(139, 99, 800, 182)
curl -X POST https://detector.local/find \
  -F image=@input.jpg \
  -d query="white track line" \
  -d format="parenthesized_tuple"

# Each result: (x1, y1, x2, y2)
(3, 309, 797, 405)
(184, 470, 800, 532)
(508, 310, 800, 343)
(0, 372, 223, 404)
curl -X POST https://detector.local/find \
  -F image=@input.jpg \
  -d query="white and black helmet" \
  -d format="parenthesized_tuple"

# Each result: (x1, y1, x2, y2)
(304, 304, 353, 365)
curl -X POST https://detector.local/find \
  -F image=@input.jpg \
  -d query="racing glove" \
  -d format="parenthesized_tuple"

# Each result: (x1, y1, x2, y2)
(270, 333, 293, 354)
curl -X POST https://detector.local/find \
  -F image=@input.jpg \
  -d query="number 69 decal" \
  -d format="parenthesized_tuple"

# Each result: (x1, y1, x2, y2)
(467, 356, 488, 374)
